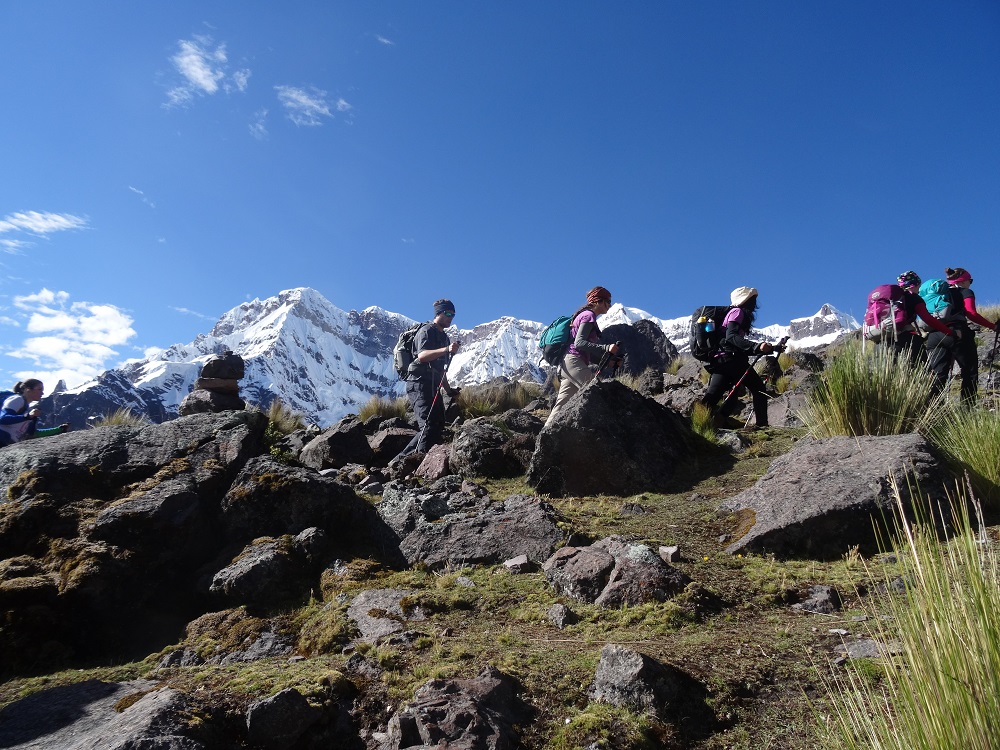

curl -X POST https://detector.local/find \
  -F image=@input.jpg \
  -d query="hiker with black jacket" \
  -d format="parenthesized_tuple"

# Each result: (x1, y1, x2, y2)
(393, 299, 461, 461)
(892, 271, 959, 365)
(927, 267, 997, 403)
(543, 286, 620, 428)
(700, 287, 782, 430)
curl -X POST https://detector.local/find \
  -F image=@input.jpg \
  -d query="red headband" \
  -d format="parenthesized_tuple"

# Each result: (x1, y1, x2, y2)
(587, 287, 611, 304)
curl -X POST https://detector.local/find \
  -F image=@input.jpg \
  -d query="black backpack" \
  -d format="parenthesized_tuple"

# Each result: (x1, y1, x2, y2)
(393, 323, 426, 378)
(689, 305, 729, 362)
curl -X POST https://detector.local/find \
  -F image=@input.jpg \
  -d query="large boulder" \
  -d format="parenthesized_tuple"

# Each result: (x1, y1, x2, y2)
(527, 380, 695, 497)
(450, 418, 531, 479)
(378, 476, 563, 570)
(600, 319, 678, 376)
(0, 412, 268, 672)
(220, 456, 404, 566)
(0, 680, 219, 749)
(722, 433, 948, 558)
(299, 416, 374, 470)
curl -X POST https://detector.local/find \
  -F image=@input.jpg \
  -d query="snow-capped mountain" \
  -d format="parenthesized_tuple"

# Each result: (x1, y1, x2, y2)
(43, 288, 857, 429)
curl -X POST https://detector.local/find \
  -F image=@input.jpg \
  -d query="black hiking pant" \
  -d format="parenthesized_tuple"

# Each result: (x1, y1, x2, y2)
(701, 357, 769, 427)
(889, 331, 926, 367)
(398, 372, 446, 458)
(926, 326, 978, 403)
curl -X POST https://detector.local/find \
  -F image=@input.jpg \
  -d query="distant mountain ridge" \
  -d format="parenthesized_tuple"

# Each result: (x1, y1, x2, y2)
(44, 288, 858, 428)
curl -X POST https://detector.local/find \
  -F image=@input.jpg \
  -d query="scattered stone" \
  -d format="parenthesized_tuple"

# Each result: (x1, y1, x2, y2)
(503, 554, 535, 574)
(791, 585, 842, 615)
(547, 603, 578, 629)
(659, 545, 681, 563)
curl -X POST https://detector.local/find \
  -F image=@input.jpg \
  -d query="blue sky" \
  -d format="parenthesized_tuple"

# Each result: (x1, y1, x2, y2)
(2, 2, 997, 389)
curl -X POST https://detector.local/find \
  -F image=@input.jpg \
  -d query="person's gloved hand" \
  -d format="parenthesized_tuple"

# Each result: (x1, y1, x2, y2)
(758, 342, 774, 355)
(446, 387, 461, 398)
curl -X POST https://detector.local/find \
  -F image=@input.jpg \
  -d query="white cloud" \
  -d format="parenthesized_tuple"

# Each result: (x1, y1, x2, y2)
(0, 316, 18, 327)
(1, 238, 29, 254)
(4, 289, 136, 389)
(275, 85, 336, 126)
(129, 186, 156, 209)
(376, 35, 395, 46)
(0, 211, 87, 236)
(250, 108, 269, 140)
(164, 35, 250, 108)
(171, 306, 217, 322)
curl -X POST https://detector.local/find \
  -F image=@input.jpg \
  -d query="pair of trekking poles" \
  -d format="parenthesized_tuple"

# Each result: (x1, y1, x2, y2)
(718, 336, 790, 425)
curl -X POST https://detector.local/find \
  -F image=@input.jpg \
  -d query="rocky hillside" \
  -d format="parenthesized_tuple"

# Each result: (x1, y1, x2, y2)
(2, 339, 989, 749)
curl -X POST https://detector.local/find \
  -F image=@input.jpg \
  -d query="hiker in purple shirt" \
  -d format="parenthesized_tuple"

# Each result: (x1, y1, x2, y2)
(544, 286, 620, 428)
(700, 287, 780, 430)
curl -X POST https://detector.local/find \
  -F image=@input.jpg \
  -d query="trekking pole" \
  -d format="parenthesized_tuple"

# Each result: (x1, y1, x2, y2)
(415, 355, 451, 448)
(594, 342, 621, 378)
(721, 336, 789, 412)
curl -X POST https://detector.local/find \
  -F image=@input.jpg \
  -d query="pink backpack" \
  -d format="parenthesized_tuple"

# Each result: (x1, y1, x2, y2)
(862, 284, 909, 342)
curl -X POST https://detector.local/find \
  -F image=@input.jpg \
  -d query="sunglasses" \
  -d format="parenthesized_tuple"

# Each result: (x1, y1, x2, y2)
(443, 311, 455, 317)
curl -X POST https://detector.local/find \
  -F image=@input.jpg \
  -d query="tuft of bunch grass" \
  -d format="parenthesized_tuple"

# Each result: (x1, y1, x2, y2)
(822, 478, 1000, 749)
(927, 407, 1000, 508)
(266, 398, 306, 435)
(457, 381, 541, 418)
(89, 407, 150, 428)
(798, 339, 946, 438)
(689, 402, 717, 443)
(357, 395, 409, 422)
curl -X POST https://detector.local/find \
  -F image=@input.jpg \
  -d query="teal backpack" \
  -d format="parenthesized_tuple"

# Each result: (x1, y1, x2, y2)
(917, 278, 962, 329)
(538, 315, 573, 366)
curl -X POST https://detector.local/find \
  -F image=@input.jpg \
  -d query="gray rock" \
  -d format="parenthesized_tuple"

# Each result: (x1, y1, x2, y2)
(347, 588, 426, 644)
(300, 416, 374, 470)
(543, 537, 692, 608)
(547, 603, 578, 629)
(0, 681, 213, 749)
(414, 442, 451, 481)
(590, 645, 691, 719)
(381, 666, 527, 750)
(792, 584, 842, 614)
(527, 381, 694, 497)
(378, 478, 562, 570)
(178, 388, 246, 415)
(246, 687, 321, 750)
(722, 434, 946, 558)
(450, 418, 529, 479)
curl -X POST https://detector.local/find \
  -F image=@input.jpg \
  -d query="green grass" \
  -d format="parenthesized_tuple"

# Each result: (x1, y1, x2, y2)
(798, 339, 947, 438)
(821, 479, 1000, 749)
(927, 407, 1000, 508)
(265, 398, 306, 434)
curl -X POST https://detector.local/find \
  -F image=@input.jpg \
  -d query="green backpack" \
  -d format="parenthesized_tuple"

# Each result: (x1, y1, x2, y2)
(538, 315, 573, 366)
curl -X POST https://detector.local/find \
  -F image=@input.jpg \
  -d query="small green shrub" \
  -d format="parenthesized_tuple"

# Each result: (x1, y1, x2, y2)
(89, 408, 150, 428)
(798, 339, 947, 438)
(777, 351, 795, 371)
(357, 395, 409, 421)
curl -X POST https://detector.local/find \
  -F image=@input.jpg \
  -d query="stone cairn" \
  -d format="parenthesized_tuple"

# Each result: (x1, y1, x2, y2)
(178, 350, 247, 416)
